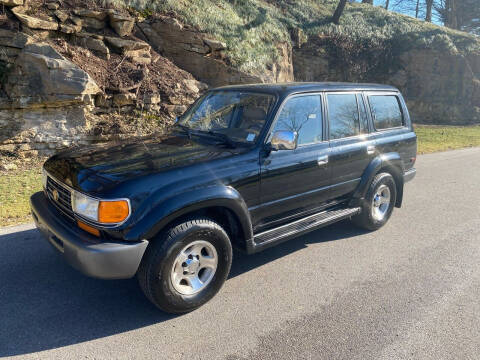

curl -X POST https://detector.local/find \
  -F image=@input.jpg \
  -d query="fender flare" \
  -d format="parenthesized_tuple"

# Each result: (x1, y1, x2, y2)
(351, 153, 405, 207)
(124, 185, 253, 242)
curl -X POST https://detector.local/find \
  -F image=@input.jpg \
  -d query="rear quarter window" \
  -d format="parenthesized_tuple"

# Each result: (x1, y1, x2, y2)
(368, 95, 404, 130)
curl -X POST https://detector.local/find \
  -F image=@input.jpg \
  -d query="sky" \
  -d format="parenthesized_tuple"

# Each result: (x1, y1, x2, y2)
(371, 0, 443, 24)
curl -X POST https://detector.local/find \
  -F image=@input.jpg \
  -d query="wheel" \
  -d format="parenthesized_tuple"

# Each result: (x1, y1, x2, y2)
(137, 218, 232, 314)
(351, 172, 397, 231)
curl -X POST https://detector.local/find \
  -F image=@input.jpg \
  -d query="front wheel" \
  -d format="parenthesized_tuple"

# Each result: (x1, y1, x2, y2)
(351, 172, 397, 231)
(137, 218, 232, 314)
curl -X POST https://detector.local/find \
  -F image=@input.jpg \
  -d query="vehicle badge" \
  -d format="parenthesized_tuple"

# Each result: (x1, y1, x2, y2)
(52, 189, 59, 202)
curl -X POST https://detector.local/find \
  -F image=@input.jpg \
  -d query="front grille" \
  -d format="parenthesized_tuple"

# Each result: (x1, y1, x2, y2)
(46, 176, 75, 221)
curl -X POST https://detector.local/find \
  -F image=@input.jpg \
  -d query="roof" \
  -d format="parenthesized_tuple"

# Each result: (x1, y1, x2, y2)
(212, 82, 399, 95)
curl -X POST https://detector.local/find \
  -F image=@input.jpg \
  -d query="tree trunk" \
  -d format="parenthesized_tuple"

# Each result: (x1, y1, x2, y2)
(362, 0, 374, 4)
(445, 0, 459, 29)
(425, 0, 433, 22)
(415, 0, 420, 18)
(385, 0, 390, 10)
(332, 0, 348, 24)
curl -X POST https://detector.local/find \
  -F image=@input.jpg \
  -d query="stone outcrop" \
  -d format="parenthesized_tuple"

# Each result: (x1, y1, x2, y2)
(0, 0, 23, 6)
(11, 7, 59, 31)
(138, 17, 272, 87)
(0, 28, 33, 49)
(0, 106, 93, 155)
(104, 36, 151, 63)
(75, 34, 110, 59)
(394, 49, 480, 124)
(108, 11, 135, 37)
(72, 9, 107, 30)
(0, 32, 102, 156)
(5, 43, 101, 108)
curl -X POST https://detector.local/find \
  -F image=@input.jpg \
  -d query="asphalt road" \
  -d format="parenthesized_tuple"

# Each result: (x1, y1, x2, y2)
(1, 147, 479, 360)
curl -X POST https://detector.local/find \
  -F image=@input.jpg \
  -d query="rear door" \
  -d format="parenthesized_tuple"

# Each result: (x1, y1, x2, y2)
(253, 93, 330, 231)
(326, 92, 375, 200)
(365, 92, 415, 167)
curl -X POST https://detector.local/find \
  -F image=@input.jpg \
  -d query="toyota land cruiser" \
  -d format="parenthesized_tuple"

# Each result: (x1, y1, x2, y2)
(31, 83, 417, 313)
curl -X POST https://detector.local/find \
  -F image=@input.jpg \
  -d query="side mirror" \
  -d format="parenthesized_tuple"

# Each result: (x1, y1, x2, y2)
(271, 130, 298, 151)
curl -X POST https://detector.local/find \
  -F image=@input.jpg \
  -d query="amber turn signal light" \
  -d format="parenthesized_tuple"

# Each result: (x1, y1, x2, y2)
(98, 200, 130, 223)
(77, 220, 100, 237)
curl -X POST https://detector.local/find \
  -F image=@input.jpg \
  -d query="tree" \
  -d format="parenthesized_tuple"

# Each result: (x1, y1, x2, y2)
(332, 0, 348, 24)
(425, 0, 434, 21)
(436, 0, 480, 32)
(385, 0, 391, 10)
(362, 0, 374, 4)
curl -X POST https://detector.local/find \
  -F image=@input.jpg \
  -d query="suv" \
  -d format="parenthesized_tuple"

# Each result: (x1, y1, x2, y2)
(31, 83, 416, 313)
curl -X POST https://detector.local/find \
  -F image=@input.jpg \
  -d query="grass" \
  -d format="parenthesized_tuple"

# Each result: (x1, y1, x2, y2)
(415, 125, 480, 154)
(0, 125, 479, 227)
(0, 167, 42, 227)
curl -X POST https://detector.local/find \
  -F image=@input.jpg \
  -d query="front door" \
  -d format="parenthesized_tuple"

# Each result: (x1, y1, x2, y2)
(252, 94, 331, 232)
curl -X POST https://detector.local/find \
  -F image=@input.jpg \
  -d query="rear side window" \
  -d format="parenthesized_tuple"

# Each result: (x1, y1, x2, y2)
(368, 95, 404, 130)
(274, 95, 323, 145)
(327, 94, 363, 140)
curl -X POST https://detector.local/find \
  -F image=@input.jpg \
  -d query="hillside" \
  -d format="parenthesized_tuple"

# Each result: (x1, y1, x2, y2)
(0, 0, 479, 159)
(116, 0, 480, 74)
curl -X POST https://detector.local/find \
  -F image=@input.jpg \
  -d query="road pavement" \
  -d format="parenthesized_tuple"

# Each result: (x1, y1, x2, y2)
(1, 147, 479, 359)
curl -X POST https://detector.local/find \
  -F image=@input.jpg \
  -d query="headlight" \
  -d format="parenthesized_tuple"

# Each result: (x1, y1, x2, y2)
(72, 191, 130, 224)
(72, 192, 99, 222)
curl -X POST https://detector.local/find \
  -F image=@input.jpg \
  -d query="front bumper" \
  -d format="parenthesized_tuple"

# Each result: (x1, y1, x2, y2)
(404, 168, 416, 183)
(30, 191, 148, 279)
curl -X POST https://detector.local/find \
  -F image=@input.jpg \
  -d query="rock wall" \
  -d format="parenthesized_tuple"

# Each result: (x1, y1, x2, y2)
(0, 1, 209, 157)
(0, 30, 100, 157)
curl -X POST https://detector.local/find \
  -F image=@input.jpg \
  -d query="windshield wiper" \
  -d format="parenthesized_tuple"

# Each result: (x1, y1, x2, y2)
(198, 130, 237, 148)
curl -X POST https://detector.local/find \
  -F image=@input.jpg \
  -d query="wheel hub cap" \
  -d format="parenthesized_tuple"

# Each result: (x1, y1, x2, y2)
(371, 184, 391, 221)
(170, 240, 218, 296)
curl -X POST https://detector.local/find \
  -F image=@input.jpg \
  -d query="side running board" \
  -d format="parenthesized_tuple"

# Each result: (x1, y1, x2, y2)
(252, 207, 361, 252)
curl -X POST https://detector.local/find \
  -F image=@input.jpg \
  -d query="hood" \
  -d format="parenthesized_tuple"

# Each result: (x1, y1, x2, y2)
(43, 132, 245, 193)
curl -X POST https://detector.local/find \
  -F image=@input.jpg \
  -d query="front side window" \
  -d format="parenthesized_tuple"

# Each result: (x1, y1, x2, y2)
(368, 95, 404, 130)
(178, 91, 276, 144)
(327, 93, 362, 140)
(272, 95, 323, 145)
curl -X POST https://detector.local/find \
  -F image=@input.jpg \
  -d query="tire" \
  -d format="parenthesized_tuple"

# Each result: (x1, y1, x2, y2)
(137, 218, 233, 314)
(351, 172, 397, 231)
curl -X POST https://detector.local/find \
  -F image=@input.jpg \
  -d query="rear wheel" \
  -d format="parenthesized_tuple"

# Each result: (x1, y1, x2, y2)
(137, 218, 232, 314)
(352, 172, 397, 231)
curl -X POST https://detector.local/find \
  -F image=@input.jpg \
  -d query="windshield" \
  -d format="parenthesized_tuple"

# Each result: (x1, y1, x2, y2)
(177, 91, 276, 144)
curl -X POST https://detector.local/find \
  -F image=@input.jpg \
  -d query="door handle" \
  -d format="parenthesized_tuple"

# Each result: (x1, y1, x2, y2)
(367, 145, 375, 155)
(317, 155, 329, 166)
